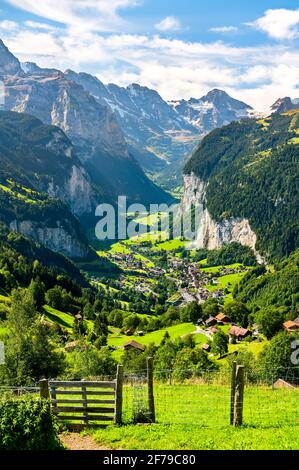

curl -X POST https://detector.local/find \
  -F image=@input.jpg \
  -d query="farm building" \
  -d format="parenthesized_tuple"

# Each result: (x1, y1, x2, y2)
(229, 326, 250, 341)
(206, 317, 217, 327)
(283, 321, 299, 333)
(124, 340, 146, 352)
(215, 313, 230, 324)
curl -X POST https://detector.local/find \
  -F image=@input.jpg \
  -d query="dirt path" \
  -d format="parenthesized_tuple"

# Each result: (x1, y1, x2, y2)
(60, 432, 111, 450)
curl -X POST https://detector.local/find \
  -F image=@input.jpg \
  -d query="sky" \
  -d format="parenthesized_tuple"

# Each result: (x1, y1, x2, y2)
(0, 0, 298, 110)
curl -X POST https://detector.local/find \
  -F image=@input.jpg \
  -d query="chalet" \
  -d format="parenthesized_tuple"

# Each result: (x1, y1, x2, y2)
(216, 313, 230, 324)
(202, 343, 211, 352)
(209, 327, 219, 335)
(229, 326, 249, 341)
(283, 321, 299, 333)
(205, 317, 217, 327)
(123, 340, 145, 352)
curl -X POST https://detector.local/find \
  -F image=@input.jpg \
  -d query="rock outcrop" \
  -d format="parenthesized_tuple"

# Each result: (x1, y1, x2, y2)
(9, 220, 89, 259)
(182, 173, 258, 254)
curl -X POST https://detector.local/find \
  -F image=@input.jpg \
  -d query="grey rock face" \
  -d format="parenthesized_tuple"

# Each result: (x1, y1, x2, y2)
(9, 219, 89, 259)
(0, 39, 22, 76)
(270, 97, 299, 114)
(182, 173, 258, 255)
(170, 89, 253, 135)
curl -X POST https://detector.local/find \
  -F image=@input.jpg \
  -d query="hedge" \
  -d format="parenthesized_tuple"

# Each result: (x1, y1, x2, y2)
(0, 395, 62, 450)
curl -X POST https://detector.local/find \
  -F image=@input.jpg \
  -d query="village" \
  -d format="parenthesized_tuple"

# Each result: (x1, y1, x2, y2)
(92, 243, 248, 309)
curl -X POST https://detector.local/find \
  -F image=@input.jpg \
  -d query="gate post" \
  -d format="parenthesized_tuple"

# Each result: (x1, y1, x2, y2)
(233, 365, 245, 427)
(147, 357, 155, 423)
(115, 364, 124, 425)
(230, 361, 237, 425)
(39, 379, 49, 399)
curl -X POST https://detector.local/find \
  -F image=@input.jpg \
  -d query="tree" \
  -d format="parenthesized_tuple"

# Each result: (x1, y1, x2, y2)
(259, 332, 299, 383)
(1, 288, 65, 385)
(211, 331, 229, 358)
(124, 314, 140, 331)
(160, 331, 170, 346)
(161, 307, 180, 327)
(67, 345, 117, 379)
(224, 300, 250, 327)
(45, 286, 72, 311)
(255, 307, 286, 339)
(173, 347, 216, 381)
(202, 299, 221, 319)
(28, 278, 45, 309)
(180, 302, 202, 323)
(154, 340, 177, 380)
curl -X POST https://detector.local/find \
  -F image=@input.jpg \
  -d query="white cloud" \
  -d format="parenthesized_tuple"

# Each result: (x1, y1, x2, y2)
(155, 16, 181, 32)
(7, 0, 141, 32)
(0, 20, 18, 31)
(209, 26, 238, 33)
(249, 8, 299, 40)
(1, 12, 298, 111)
(24, 20, 58, 31)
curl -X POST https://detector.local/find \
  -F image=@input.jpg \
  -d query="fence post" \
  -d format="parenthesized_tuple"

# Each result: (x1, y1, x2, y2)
(230, 361, 237, 425)
(233, 365, 245, 427)
(147, 357, 155, 423)
(39, 379, 49, 399)
(115, 364, 123, 425)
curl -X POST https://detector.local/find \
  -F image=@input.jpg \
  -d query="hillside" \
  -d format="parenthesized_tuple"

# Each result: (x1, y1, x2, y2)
(184, 110, 299, 259)
(235, 250, 299, 310)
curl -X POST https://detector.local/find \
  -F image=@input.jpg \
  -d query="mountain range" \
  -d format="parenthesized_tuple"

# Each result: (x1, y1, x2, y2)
(0, 38, 298, 263)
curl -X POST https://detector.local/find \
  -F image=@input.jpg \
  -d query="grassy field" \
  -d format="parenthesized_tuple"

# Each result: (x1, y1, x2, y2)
(108, 323, 196, 348)
(43, 305, 75, 330)
(153, 239, 186, 251)
(93, 384, 299, 450)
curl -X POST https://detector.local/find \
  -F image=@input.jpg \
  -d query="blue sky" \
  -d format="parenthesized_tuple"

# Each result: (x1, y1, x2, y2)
(0, 1, 298, 109)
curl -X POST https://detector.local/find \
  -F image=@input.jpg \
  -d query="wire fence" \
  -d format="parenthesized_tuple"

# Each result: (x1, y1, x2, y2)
(1, 366, 298, 428)
(121, 367, 299, 428)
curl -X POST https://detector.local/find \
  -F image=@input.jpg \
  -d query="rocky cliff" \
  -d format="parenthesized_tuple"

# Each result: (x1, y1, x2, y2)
(9, 219, 89, 259)
(183, 111, 299, 260)
(182, 173, 258, 253)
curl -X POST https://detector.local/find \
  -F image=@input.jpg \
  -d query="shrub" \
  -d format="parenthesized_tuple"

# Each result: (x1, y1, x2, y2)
(0, 396, 62, 450)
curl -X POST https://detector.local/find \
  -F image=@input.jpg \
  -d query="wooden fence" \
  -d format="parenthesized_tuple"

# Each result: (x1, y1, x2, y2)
(40, 364, 123, 428)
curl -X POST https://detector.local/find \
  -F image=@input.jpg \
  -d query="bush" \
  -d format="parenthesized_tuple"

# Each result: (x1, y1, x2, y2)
(0, 396, 62, 450)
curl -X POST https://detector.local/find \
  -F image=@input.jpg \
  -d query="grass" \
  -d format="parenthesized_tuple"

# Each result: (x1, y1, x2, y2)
(108, 323, 196, 348)
(43, 305, 74, 330)
(0, 295, 10, 304)
(93, 384, 299, 450)
(228, 339, 267, 357)
(288, 137, 299, 145)
(153, 239, 186, 251)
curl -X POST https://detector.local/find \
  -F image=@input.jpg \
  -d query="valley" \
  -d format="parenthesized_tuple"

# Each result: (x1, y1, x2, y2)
(0, 36, 298, 453)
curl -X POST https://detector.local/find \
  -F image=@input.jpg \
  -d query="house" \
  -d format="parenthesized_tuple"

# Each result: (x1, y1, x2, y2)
(206, 317, 217, 327)
(215, 313, 230, 324)
(123, 340, 146, 352)
(209, 327, 219, 335)
(283, 321, 299, 333)
(229, 326, 249, 341)
(202, 343, 211, 352)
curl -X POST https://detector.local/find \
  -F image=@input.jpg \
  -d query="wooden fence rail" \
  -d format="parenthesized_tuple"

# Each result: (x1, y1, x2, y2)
(39, 365, 123, 428)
